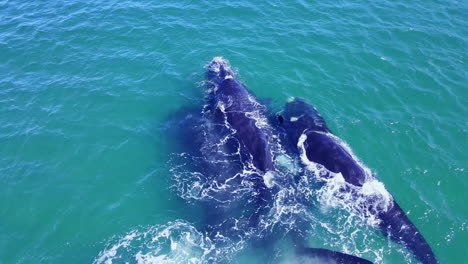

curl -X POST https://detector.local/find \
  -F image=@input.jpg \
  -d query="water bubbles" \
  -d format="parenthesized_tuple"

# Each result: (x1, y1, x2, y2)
(94, 221, 231, 264)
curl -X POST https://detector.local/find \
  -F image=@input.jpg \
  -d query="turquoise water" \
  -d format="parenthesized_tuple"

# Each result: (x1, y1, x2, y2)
(1, 0, 467, 263)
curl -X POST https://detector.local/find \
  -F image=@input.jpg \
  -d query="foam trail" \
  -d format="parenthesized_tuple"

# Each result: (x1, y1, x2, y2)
(94, 221, 243, 264)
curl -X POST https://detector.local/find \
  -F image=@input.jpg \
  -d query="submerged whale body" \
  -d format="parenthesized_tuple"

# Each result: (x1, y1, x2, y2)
(293, 247, 373, 264)
(277, 98, 437, 264)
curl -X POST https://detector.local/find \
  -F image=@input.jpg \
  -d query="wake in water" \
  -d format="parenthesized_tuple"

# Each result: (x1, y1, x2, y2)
(94, 220, 243, 264)
(95, 58, 435, 264)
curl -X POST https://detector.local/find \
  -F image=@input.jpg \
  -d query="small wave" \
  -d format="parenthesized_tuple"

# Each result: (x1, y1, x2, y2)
(94, 220, 243, 264)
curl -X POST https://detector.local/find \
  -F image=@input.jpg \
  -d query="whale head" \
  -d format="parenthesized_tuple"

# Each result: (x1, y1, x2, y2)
(277, 98, 330, 142)
(205, 57, 235, 87)
(205, 57, 251, 105)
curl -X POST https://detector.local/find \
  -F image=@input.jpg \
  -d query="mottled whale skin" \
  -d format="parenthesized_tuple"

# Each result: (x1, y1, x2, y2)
(202, 57, 275, 236)
(277, 98, 437, 264)
(205, 57, 274, 174)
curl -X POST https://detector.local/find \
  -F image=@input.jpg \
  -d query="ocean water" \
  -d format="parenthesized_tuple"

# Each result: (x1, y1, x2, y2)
(0, 0, 467, 263)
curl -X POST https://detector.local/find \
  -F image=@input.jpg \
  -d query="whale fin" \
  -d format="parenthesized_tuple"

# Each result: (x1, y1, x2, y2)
(295, 247, 374, 264)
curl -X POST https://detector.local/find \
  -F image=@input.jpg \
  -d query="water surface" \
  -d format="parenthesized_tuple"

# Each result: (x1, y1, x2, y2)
(0, 0, 466, 263)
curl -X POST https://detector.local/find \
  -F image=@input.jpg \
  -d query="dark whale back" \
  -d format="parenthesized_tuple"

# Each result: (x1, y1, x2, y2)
(198, 57, 275, 238)
(206, 58, 274, 174)
(278, 98, 437, 264)
(279, 98, 367, 186)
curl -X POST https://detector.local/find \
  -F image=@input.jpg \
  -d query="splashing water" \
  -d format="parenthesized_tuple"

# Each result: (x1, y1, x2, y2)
(297, 132, 394, 226)
(94, 221, 244, 264)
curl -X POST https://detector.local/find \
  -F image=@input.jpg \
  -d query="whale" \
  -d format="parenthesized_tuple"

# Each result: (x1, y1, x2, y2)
(199, 58, 374, 263)
(276, 97, 437, 264)
(205, 57, 275, 174)
(200, 57, 276, 232)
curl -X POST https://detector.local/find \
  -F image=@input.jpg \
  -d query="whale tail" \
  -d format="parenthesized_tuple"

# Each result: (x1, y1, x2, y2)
(282, 219, 373, 264)
(379, 201, 438, 264)
(294, 247, 374, 264)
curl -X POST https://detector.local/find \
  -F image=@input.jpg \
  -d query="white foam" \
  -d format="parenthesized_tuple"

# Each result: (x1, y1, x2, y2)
(94, 221, 228, 264)
(361, 179, 391, 201)
(206, 57, 234, 77)
(297, 132, 393, 226)
(211, 56, 226, 64)
(95, 232, 138, 264)
(263, 171, 276, 188)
